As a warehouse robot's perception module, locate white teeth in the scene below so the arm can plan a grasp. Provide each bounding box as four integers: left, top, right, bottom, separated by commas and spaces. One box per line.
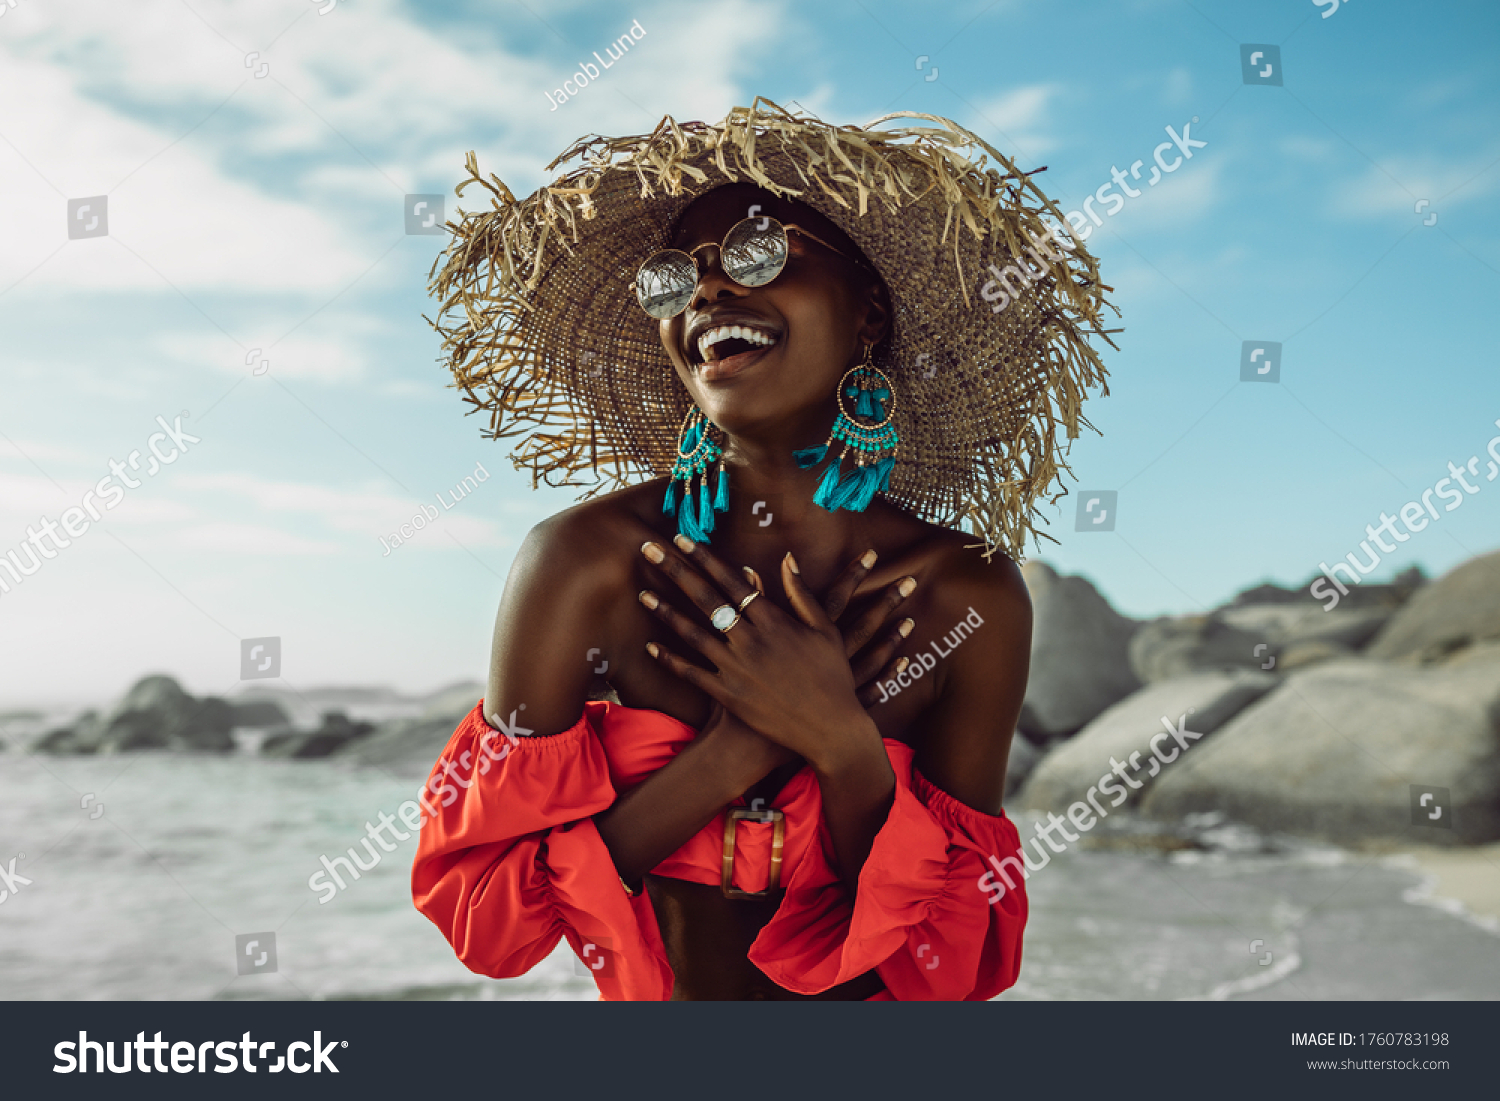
695, 324, 777, 362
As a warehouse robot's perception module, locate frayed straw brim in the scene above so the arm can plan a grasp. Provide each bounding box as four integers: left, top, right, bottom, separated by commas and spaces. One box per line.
427, 97, 1119, 560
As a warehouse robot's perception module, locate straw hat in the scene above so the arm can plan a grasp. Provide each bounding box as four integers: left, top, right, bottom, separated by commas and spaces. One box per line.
427, 97, 1119, 560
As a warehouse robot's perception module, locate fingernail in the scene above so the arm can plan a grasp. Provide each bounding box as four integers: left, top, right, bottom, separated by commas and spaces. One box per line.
899, 618, 914, 638
896, 656, 910, 673
673, 533, 695, 553
860, 549, 877, 569
899, 576, 917, 597
641, 542, 665, 563
785, 552, 799, 574
646, 641, 660, 658
638, 590, 659, 609
743, 565, 762, 586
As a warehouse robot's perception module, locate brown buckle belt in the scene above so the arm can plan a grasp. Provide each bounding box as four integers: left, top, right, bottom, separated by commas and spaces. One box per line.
721, 806, 785, 899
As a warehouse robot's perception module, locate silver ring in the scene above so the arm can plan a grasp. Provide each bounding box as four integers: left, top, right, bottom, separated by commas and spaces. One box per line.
710, 604, 741, 632
737, 589, 761, 612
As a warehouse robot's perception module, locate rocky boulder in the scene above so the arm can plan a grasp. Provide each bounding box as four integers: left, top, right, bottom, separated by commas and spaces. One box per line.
1004, 733, 1044, 800
339, 683, 484, 777
1142, 643, 1500, 845
1365, 551, 1500, 663
1128, 615, 1272, 683
230, 700, 290, 728
1018, 561, 1140, 741
33, 675, 234, 754
1277, 639, 1354, 672
1131, 596, 1403, 681
1216, 603, 1393, 653
1016, 670, 1279, 812
262, 711, 375, 759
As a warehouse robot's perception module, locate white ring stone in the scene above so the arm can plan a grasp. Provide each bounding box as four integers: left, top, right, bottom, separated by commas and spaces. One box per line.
711, 605, 739, 631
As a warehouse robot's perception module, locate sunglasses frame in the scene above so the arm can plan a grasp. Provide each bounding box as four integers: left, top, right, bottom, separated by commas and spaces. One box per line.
634, 215, 873, 320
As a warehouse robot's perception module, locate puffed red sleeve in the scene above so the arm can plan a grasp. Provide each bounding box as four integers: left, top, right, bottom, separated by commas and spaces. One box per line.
747, 740, 1027, 1001
409, 702, 674, 1001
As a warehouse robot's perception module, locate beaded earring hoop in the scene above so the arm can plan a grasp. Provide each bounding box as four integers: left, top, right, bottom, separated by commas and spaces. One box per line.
792, 343, 899, 513
662, 406, 729, 542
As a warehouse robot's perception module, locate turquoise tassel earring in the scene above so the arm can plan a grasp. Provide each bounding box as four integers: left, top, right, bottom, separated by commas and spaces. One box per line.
663, 406, 729, 543
793, 343, 899, 513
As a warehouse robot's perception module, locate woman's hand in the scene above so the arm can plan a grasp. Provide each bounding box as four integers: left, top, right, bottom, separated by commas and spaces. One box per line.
639, 535, 916, 773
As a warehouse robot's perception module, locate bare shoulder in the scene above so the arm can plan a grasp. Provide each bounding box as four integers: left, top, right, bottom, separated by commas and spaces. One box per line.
486, 480, 671, 733
513, 478, 670, 582
925, 529, 1033, 631
871, 504, 1032, 631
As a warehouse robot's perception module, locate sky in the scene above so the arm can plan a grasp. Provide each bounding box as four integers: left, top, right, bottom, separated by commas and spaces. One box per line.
0, 0, 1497, 708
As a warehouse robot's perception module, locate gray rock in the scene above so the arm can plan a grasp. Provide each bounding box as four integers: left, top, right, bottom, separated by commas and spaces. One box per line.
1226, 568, 1424, 612
262, 711, 374, 759
33, 676, 233, 754
1128, 614, 1272, 683
1314, 563, 1428, 611
412, 680, 488, 718
1004, 733, 1044, 800
1228, 581, 1304, 606
1015, 670, 1279, 812
1365, 550, 1500, 663
1211, 603, 1318, 642
1215, 603, 1393, 654
1018, 561, 1141, 740
1141, 643, 1500, 845
1277, 639, 1353, 672
230, 700, 290, 728
338, 686, 484, 776
34, 711, 104, 755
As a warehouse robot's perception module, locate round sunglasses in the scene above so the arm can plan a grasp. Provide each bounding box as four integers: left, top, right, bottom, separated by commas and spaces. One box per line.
634, 215, 871, 320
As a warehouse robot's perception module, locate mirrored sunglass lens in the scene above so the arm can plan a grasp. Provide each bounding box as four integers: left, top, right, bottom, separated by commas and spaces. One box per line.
721, 219, 787, 288
636, 252, 698, 318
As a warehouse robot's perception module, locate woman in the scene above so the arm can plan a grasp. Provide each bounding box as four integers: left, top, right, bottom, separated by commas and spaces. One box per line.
412, 100, 1116, 1000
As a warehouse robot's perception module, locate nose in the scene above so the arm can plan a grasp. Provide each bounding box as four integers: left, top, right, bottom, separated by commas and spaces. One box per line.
688, 246, 749, 311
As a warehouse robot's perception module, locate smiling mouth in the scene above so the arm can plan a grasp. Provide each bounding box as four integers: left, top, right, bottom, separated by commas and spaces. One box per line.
688, 323, 782, 372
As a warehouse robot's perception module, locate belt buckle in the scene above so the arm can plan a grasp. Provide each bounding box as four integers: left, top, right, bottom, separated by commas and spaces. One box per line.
721, 806, 785, 899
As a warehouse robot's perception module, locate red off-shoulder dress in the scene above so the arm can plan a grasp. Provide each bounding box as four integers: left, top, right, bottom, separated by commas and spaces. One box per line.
410, 700, 1028, 1000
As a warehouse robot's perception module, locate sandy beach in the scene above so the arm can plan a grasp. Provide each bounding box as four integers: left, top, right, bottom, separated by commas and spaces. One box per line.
1389, 842, 1500, 929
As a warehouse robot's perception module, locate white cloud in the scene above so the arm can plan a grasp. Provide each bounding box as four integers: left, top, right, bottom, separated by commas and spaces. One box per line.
0, 471, 200, 554
1110, 153, 1227, 231
963, 83, 1067, 162
1335, 153, 1500, 219
167, 521, 342, 555
0, 438, 95, 467
1276, 134, 1342, 168
173, 470, 515, 548
0, 56, 378, 293
155, 322, 381, 382
0, 0, 790, 300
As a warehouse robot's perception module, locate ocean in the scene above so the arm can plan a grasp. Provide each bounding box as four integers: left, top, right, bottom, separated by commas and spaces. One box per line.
1, 749, 1497, 1000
